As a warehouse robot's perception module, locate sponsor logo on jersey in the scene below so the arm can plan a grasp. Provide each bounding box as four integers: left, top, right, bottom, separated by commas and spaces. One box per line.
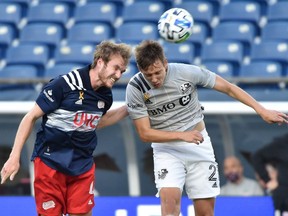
148, 95, 191, 116
180, 82, 192, 94
43, 89, 54, 102
73, 112, 100, 129
42, 200, 55, 210
127, 103, 144, 109
158, 169, 168, 180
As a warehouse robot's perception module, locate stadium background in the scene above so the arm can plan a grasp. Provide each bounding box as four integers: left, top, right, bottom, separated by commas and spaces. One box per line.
0, 0, 287, 215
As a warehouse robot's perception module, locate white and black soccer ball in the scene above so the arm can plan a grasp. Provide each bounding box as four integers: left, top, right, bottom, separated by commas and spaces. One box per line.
158, 8, 194, 43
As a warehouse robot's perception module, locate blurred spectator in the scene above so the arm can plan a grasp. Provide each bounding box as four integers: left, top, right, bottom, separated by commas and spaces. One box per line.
252, 133, 288, 216
221, 156, 264, 196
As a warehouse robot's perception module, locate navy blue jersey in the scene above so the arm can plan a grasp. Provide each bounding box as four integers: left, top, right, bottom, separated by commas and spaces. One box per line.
31, 65, 113, 176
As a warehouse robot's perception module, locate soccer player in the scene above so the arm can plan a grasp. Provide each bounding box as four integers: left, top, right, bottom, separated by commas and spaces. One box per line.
125, 40, 288, 216
0, 41, 132, 216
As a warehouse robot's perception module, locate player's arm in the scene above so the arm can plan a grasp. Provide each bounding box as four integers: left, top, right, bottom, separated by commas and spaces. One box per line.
1, 103, 44, 184
133, 116, 203, 144
213, 75, 288, 124
97, 104, 128, 129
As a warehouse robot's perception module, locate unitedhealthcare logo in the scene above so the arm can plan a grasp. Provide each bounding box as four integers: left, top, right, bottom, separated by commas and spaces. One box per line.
114, 205, 195, 216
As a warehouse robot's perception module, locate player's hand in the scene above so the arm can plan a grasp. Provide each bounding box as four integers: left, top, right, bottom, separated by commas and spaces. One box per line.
261, 109, 288, 125
182, 130, 204, 144
0, 157, 20, 184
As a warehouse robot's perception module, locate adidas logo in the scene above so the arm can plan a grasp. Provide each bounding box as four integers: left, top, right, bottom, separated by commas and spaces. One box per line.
75, 99, 82, 105
212, 182, 218, 188
88, 199, 93, 205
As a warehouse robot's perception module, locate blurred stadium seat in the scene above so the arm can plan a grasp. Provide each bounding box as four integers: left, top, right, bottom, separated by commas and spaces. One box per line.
39, 0, 78, 8
122, 1, 165, 24
115, 22, 159, 43
26, 2, 71, 27
203, 61, 234, 78
0, 24, 18, 50
44, 63, 85, 79
250, 41, 288, 66
54, 43, 94, 65
219, 2, 262, 25
19, 23, 64, 53
177, 1, 216, 26
0, 2, 23, 28
86, 0, 125, 16
74, 2, 117, 27
67, 22, 113, 45
0, 64, 38, 79
261, 21, 288, 42
186, 23, 210, 56
134, 0, 173, 10
239, 61, 283, 78
266, 1, 288, 22
5, 44, 50, 76
0, 0, 30, 10
212, 21, 258, 54
163, 42, 195, 64
201, 41, 244, 73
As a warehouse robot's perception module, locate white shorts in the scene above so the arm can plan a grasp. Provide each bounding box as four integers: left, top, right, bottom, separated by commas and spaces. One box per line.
153, 129, 220, 199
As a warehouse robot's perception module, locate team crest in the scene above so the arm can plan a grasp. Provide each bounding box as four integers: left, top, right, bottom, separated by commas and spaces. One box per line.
98, 100, 105, 109
180, 82, 192, 94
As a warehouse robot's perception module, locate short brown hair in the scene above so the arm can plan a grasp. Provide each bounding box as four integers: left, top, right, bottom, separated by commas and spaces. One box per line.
134, 40, 166, 71
91, 41, 132, 68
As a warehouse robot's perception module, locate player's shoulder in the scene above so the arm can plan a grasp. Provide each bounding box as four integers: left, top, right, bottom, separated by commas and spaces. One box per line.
127, 72, 151, 93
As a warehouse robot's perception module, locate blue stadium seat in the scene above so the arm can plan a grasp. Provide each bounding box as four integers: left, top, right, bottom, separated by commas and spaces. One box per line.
0, 0, 30, 10
26, 2, 71, 27
0, 65, 38, 78
198, 89, 234, 101
177, 1, 215, 26
19, 23, 64, 53
67, 22, 113, 45
186, 23, 210, 56
239, 61, 283, 78
212, 21, 258, 55
202, 62, 234, 78
54, 43, 94, 65
0, 65, 38, 91
245, 88, 288, 101
39, 0, 78, 8
219, 2, 261, 25
250, 41, 288, 65
134, 0, 173, 10
86, 0, 125, 16
44, 63, 85, 78
5, 44, 50, 76
115, 22, 159, 43
122, 2, 165, 24
201, 41, 244, 68
74, 2, 117, 27
267, 2, 288, 22
163, 43, 195, 64
0, 24, 18, 50
0, 3, 23, 28
118, 63, 138, 85
261, 21, 288, 42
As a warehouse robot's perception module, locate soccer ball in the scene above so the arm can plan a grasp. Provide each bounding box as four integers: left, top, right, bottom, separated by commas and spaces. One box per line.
158, 8, 194, 43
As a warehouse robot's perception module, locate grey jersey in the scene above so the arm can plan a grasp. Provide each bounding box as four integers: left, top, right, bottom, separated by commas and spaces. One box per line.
126, 63, 216, 131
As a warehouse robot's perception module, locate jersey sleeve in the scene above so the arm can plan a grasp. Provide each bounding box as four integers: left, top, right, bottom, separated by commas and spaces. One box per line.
125, 80, 148, 120
36, 77, 64, 114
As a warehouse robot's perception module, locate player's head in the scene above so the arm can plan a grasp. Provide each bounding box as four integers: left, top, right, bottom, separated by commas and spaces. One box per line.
135, 40, 168, 88
223, 156, 244, 184
92, 41, 131, 68
91, 41, 132, 88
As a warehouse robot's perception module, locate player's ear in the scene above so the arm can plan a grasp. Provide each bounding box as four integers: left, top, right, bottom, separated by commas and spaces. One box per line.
164, 59, 168, 69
